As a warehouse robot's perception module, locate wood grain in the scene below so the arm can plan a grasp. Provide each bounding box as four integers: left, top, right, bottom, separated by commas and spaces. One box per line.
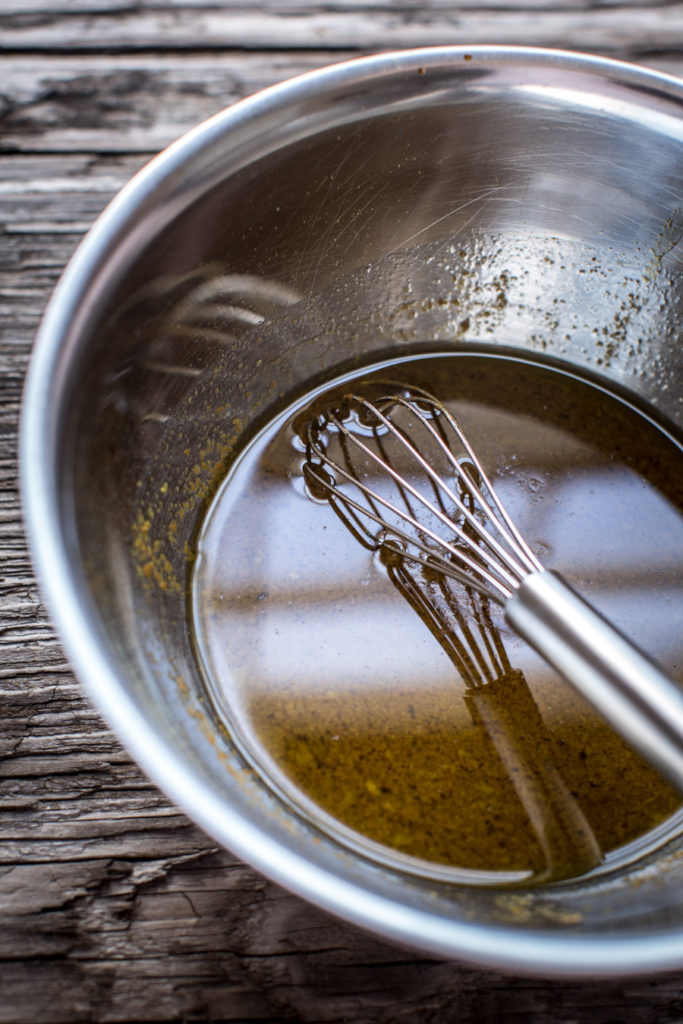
1, 2, 683, 58
0, 53, 339, 154
3, 3, 683, 1021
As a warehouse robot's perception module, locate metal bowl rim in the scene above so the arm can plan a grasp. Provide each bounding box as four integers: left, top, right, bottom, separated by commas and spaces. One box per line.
20, 44, 683, 976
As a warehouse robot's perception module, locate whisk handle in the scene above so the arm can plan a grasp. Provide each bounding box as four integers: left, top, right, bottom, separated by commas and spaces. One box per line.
506, 569, 683, 794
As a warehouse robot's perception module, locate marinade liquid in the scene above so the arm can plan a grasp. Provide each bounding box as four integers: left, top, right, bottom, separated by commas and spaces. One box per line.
190, 351, 683, 885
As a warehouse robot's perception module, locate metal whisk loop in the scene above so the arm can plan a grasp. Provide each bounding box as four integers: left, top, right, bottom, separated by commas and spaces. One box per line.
383, 392, 543, 578
306, 388, 540, 602
322, 412, 516, 598
307, 434, 504, 601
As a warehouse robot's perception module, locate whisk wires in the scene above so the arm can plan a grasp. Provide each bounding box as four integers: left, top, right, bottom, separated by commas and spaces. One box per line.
305, 385, 543, 603
386, 558, 514, 691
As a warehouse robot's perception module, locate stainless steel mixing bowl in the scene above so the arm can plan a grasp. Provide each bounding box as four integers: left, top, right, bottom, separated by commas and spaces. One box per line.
21, 46, 683, 975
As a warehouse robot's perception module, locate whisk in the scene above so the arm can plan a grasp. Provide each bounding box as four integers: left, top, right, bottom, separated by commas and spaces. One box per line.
304, 384, 683, 793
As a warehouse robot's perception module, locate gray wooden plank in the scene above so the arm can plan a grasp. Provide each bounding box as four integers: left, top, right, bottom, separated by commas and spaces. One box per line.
2, 3, 683, 55
4, 0, 675, 11
0, 52, 341, 154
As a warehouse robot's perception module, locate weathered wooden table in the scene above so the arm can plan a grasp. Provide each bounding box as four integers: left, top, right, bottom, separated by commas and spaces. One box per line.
3, 4, 683, 1021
